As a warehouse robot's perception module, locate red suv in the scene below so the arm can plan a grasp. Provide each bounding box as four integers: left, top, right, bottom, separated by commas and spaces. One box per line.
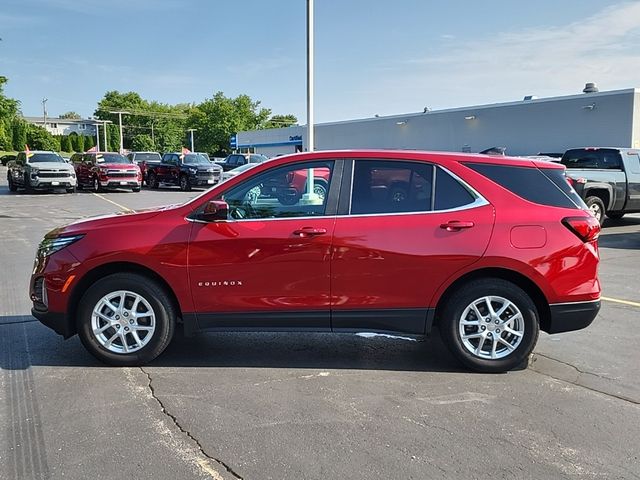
30, 151, 601, 372
71, 152, 142, 192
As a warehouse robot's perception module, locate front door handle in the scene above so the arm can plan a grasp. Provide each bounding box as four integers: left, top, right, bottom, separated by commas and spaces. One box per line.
440, 220, 475, 232
293, 227, 327, 237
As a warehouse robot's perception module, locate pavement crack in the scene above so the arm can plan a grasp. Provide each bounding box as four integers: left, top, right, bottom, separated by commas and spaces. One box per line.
138, 367, 244, 480
529, 354, 639, 406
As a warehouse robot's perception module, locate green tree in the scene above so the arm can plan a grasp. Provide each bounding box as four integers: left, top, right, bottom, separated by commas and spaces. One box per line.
85, 134, 95, 150
12, 118, 27, 151
265, 114, 298, 129
59, 111, 81, 119
0, 77, 20, 150
60, 135, 72, 152
26, 124, 58, 150
132, 134, 155, 151
187, 92, 271, 155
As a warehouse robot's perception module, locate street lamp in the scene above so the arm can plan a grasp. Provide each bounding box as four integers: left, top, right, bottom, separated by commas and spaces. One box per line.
95, 120, 113, 152
301, 0, 319, 205
109, 111, 130, 153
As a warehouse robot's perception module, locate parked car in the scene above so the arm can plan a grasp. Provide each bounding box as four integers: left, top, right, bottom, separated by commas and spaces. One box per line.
220, 162, 260, 182
30, 150, 600, 372
71, 152, 141, 192
1, 154, 16, 166
219, 153, 269, 171
7, 151, 77, 193
561, 147, 640, 224
127, 151, 162, 185
146, 152, 222, 191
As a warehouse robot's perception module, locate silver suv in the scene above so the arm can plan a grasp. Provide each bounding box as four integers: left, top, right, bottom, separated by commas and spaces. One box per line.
8, 151, 77, 193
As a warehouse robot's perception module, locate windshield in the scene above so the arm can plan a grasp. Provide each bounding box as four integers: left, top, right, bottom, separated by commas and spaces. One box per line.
28, 153, 65, 163
197, 153, 211, 161
183, 153, 209, 164
96, 153, 132, 164
249, 154, 268, 163
135, 153, 161, 162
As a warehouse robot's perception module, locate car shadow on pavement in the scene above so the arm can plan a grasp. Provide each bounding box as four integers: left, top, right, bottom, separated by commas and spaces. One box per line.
598, 230, 640, 250
0, 317, 474, 373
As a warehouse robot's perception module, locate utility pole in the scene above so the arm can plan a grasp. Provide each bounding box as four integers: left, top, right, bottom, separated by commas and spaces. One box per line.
301, 0, 317, 204
187, 128, 197, 151
109, 111, 129, 153
42, 98, 48, 129
95, 123, 100, 151
98, 120, 112, 151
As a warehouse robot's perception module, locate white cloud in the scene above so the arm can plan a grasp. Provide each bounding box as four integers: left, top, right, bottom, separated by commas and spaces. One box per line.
336, 1, 640, 119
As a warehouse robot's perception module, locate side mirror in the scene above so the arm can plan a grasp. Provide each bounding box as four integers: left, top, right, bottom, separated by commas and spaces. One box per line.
200, 200, 229, 221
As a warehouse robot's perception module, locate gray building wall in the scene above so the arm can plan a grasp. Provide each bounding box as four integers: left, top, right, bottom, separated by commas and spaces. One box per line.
237, 89, 637, 156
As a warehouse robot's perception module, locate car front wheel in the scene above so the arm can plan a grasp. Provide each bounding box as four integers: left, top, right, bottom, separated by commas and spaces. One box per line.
77, 273, 176, 366
148, 172, 159, 189
439, 278, 539, 373
179, 175, 191, 192
8, 174, 17, 192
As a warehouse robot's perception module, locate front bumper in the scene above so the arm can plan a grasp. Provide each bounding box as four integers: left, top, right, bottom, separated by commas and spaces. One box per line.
100, 178, 141, 188
31, 308, 74, 338
190, 174, 221, 187
547, 300, 600, 334
31, 178, 77, 188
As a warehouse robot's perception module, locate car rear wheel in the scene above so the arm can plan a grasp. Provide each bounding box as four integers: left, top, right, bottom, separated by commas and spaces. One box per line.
77, 273, 176, 366
585, 196, 605, 225
439, 278, 539, 373
179, 174, 191, 192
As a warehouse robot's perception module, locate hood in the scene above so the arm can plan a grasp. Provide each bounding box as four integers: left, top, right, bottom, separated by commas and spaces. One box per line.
29, 162, 74, 171
45, 205, 178, 238
97, 163, 139, 170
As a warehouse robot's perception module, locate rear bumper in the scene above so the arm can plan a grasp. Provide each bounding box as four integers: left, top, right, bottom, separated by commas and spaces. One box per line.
31, 308, 74, 338
547, 300, 600, 334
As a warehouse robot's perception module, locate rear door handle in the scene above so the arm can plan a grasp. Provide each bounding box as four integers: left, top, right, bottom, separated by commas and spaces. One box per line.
440, 220, 475, 232
293, 227, 327, 237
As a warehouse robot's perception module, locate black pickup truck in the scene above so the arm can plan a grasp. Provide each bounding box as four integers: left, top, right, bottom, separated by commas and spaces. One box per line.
146, 152, 222, 191
219, 153, 269, 172
561, 147, 640, 224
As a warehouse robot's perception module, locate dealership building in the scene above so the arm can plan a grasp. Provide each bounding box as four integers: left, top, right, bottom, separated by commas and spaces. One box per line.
236, 85, 640, 157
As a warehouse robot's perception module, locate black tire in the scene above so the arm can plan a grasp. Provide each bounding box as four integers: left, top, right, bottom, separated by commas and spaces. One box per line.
76, 273, 176, 366
66, 187, 76, 194
585, 196, 605, 225
606, 212, 625, 220
24, 173, 35, 193
179, 174, 191, 192
277, 191, 301, 205
132, 187, 141, 192
438, 278, 540, 373
92, 176, 102, 193
148, 172, 159, 189
8, 174, 17, 192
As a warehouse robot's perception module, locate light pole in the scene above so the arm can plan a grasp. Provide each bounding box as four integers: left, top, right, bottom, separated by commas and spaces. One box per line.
301, 0, 317, 204
109, 111, 129, 153
96, 120, 112, 151
187, 128, 197, 151
42, 98, 48, 129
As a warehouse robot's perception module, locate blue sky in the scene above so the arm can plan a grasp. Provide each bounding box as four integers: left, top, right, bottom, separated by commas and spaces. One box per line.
2, 0, 640, 123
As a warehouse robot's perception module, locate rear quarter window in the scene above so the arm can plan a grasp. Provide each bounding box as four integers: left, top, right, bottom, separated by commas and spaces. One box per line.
465, 163, 582, 209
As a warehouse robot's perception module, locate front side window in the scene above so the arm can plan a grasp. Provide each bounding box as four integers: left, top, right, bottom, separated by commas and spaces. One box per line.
220, 161, 334, 219
351, 160, 433, 214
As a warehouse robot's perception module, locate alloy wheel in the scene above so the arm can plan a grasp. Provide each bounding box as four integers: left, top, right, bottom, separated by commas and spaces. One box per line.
91, 290, 156, 354
458, 296, 524, 360
589, 203, 602, 222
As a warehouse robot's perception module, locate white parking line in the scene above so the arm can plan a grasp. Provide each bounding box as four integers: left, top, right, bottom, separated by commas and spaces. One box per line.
91, 193, 131, 212
602, 296, 640, 308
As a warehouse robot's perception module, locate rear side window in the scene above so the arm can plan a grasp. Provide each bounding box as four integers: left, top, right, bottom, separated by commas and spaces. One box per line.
561, 149, 622, 169
434, 167, 476, 210
466, 163, 582, 209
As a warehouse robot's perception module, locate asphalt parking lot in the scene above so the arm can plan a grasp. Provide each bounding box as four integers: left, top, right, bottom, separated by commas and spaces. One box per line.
1, 166, 639, 480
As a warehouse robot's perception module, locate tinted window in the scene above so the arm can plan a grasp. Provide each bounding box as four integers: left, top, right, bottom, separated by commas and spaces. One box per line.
221, 161, 334, 219
28, 153, 65, 163
561, 149, 622, 169
434, 167, 476, 210
351, 160, 433, 214
135, 153, 161, 163
466, 163, 580, 209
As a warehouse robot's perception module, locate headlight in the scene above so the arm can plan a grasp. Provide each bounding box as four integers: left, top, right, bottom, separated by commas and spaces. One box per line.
31, 168, 39, 174
37, 234, 84, 257
188, 167, 197, 174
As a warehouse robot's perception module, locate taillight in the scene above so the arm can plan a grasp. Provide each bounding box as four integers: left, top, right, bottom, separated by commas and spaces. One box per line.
562, 216, 600, 242
565, 176, 574, 187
